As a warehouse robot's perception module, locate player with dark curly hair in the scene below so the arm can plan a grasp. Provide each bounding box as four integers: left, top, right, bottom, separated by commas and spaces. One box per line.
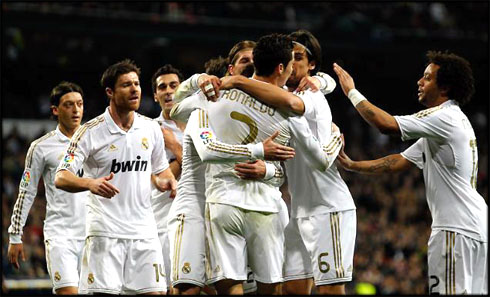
333, 51, 487, 294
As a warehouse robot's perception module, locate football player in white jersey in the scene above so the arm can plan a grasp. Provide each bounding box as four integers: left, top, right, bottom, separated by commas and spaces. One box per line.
8, 81, 86, 295
150, 64, 186, 294
334, 51, 488, 294
55, 59, 177, 295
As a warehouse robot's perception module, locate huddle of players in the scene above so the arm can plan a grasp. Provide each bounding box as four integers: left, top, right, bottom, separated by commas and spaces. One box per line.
7, 29, 487, 295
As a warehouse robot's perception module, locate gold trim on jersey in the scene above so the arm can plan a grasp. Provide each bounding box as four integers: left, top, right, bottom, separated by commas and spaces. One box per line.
11, 131, 56, 234
413, 105, 443, 119
172, 214, 185, 282
469, 139, 478, 189
330, 212, 344, 278
445, 231, 456, 294
323, 135, 342, 155
67, 115, 105, 154
199, 110, 209, 129
207, 143, 251, 157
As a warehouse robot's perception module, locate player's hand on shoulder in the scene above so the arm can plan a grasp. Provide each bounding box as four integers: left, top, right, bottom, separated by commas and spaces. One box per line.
198, 74, 221, 102
88, 172, 120, 198
8, 243, 25, 269
296, 75, 320, 93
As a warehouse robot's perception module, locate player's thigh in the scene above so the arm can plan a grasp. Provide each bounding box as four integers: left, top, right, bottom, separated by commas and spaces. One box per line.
157, 230, 171, 289
45, 238, 84, 293
205, 203, 248, 284
428, 230, 487, 294
245, 210, 284, 284
78, 236, 126, 294
299, 210, 356, 286
123, 237, 166, 294
283, 218, 314, 283
167, 213, 207, 288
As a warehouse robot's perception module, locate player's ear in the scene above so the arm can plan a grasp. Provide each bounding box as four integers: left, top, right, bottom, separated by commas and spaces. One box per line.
51, 105, 59, 117
308, 61, 316, 71
227, 64, 234, 76
277, 63, 284, 75
105, 87, 114, 100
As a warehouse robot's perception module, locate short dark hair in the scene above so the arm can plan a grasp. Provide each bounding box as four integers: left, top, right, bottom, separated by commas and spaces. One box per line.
228, 40, 256, 66
253, 34, 293, 76
151, 64, 184, 93
204, 56, 228, 77
50, 81, 84, 106
100, 59, 141, 90
289, 29, 322, 75
427, 50, 475, 106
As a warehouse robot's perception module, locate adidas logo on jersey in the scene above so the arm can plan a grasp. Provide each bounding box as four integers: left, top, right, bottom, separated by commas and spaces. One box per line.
110, 156, 148, 173
108, 144, 118, 152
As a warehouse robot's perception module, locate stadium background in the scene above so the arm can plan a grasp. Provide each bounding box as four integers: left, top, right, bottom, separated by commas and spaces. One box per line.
1, 2, 488, 295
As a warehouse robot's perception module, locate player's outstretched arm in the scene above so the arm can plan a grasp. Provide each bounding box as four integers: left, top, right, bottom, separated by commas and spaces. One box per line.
220, 75, 305, 115
336, 136, 413, 174
55, 170, 119, 198
333, 63, 400, 136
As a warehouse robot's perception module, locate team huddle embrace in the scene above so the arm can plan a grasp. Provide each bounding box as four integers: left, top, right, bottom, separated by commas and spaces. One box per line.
7, 30, 487, 295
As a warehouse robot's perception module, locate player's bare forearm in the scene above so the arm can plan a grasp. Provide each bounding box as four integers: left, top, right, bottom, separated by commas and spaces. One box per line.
343, 154, 412, 175
355, 101, 400, 136
54, 170, 91, 192
169, 160, 182, 179
233, 76, 304, 115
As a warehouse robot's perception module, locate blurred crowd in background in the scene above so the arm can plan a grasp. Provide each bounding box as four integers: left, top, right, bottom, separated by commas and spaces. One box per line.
2, 2, 488, 295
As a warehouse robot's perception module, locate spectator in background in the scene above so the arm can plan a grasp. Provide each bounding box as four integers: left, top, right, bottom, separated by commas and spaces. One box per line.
7, 81, 87, 295
334, 51, 488, 294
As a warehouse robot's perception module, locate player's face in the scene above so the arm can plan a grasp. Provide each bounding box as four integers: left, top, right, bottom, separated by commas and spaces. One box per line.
278, 52, 294, 87
154, 73, 180, 114
417, 63, 441, 107
54, 92, 84, 131
110, 72, 141, 112
230, 49, 254, 76
286, 43, 315, 89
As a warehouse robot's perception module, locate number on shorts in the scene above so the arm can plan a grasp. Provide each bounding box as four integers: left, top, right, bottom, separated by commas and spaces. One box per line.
230, 111, 258, 144
153, 263, 165, 282
318, 252, 330, 273
429, 275, 440, 294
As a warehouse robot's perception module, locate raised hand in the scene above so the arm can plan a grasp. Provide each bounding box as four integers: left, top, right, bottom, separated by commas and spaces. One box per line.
198, 74, 221, 102
333, 63, 356, 96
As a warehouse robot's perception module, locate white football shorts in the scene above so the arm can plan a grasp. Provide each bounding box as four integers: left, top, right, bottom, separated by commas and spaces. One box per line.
428, 229, 488, 294
45, 238, 84, 293
205, 203, 284, 285
167, 213, 207, 288
284, 210, 356, 286
157, 230, 171, 290
78, 236, 166, 294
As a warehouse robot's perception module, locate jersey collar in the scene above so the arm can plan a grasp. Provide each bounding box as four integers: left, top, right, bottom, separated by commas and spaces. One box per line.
55, 125, 71, 142
104, 107, 143, 134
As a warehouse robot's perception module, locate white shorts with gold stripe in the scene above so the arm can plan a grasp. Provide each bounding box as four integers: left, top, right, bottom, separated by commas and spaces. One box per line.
157, 230, 171, 290
44, 238, 84, 293
205, 203, 284, 285
283, 210, 356, 286
428, 229, 488, 294
78, 236, 166, 294
167, 213, 207, 288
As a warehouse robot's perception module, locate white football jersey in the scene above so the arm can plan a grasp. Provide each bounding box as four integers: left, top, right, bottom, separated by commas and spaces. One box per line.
151, 113, 184, 233
57, 108, 169, 239
286, 90, 356, 218
8, 126, 87, 243
396, 100, 487, 242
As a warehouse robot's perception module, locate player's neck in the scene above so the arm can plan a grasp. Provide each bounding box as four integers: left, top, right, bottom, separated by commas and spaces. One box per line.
109, 104, 134, 132
252, 74, 280, 87
58, 123, 79, 139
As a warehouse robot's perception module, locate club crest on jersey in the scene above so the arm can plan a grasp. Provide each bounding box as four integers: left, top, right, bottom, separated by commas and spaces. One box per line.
88, 273, 94, 284
64, 153, 75, 163
54, 271, 61, 282
20, 170, 31, 187
200, 131, 213, 144
182, 262, 191, 274
110, 156, 148, 173
142, 137, 149, 150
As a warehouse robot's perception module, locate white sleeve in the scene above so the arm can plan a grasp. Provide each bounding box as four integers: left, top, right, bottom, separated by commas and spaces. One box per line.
174, 73, 203, 103
394, 108, 450, 141
169, 92, 208, 123
56, 126, 90, 175
8, 141, 45, 243
151, 121, 169, 175
188, 109, 264, 163
293, 90, 315, 119
289, 116, 343, 171
400, 138, 425, 169
262, 161, 285, 187
313, 71, 336, 95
